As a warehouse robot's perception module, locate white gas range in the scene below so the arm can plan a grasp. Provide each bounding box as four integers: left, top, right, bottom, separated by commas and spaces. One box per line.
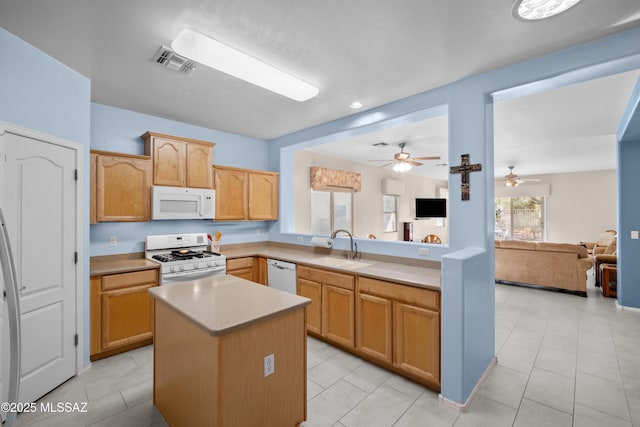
145, 233, 226, 285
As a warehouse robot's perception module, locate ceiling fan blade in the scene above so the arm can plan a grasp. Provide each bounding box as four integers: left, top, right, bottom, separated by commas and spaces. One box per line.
412, 156, 441, 160
522, 178, 541, 182
367, 159, 393, 162
408, 160, 423, 167
379, 162, 395, 168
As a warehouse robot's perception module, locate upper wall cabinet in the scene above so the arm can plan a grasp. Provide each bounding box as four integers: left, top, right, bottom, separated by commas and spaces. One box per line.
142, 131, 215, 188
214, 165, 279, 221
90, 150, 152, 223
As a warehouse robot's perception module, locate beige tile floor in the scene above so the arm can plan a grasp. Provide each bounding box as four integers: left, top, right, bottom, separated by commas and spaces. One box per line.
14, 273, 640, 426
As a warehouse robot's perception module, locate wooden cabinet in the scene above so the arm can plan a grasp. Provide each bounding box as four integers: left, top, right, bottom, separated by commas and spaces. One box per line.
356, 276, 440, 389
356, 292, 392, 364
297, 265, 355, 348
214, 165, 279, 221
142, 131, 214, 188
90, 150, 151, 223
215, 167, 247, 220
90, 269, 158, 360
227, 257, 255, 281
256, 257, 268, 285
248, 172, 278, 220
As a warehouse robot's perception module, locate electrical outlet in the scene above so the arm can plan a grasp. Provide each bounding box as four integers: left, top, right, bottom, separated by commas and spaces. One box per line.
264, 353, 275, 377
296, 236, 304, 242
108, 236, 118, 247
418, 248, 430, 256
256, 228, 262, 235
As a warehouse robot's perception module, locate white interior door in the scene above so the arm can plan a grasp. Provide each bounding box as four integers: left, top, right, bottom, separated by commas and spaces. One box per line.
2, 130, 77, 403
0, 137, 6, 419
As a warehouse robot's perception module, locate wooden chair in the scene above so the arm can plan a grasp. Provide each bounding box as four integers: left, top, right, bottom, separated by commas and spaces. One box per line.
422, 234, 442, 244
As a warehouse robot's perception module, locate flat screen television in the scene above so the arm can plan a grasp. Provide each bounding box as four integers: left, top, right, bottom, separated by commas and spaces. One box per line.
415, 198, 447, 218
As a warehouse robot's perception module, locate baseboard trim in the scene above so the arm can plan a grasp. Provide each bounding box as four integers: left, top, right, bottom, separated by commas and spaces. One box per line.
616, 300, 640, 312
438, 356, 497, 412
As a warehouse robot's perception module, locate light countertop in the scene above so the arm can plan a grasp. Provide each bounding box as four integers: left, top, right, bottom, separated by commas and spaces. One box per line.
148, 274, 311, 336
90, 257, 159, 277
222, 244, 442, 291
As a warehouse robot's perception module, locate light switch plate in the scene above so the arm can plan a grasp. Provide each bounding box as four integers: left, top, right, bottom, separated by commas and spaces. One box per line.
632, 230, 639, 240
418, 248, 430, 256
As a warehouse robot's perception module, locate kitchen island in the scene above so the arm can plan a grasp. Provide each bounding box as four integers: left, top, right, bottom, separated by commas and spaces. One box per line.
148, 275, 311, 427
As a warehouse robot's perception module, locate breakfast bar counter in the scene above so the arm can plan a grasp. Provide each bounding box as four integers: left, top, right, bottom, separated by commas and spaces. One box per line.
149, 275, 311, 427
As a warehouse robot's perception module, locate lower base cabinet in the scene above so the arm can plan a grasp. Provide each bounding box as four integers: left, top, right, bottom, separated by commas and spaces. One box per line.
226, 257, 255, 281
356, 276, 440, 390
297, 265, 355, 349
91, 269, 158, 361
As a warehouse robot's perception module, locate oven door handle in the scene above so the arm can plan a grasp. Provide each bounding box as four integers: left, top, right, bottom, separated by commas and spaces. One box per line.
163, 268, 225, 281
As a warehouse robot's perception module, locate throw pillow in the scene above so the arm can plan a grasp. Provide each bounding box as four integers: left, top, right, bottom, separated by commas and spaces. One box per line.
604, 239, 617, 255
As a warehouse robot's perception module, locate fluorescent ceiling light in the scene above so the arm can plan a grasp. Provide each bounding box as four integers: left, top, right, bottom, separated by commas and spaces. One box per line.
513, 0, 582, 21
393, 162, 412, 173
172, 28, 319, 102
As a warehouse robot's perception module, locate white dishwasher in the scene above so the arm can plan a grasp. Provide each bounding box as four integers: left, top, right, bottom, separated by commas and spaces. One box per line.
267, 259, 297, 294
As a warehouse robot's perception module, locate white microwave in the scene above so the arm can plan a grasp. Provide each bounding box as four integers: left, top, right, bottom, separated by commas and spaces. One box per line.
151, 186, 215, 220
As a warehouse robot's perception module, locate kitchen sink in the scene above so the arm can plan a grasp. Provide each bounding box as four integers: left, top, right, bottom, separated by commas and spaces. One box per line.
310, 257, 371, 269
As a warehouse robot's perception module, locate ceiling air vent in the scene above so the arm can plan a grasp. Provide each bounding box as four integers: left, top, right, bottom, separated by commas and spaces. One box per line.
152, 46, 197, 73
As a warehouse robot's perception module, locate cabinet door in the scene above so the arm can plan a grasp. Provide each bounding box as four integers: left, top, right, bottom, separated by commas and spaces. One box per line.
215, 168, 247, 220
152, 137, 186, 186
322, 285, 355, 348
101, 283, 155, 351
393, 302, 440, 387
228, 267, 254, 281
96, 155, 151, 222
248, 172, 278, 220
256, 257, 268, 285
297, 278, 322, 335
356, 293, 392, 363
186, 142, 213, 188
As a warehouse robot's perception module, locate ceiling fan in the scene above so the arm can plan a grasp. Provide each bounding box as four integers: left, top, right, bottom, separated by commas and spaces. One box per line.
498, 165, 541, 187
368, 142, 440, 172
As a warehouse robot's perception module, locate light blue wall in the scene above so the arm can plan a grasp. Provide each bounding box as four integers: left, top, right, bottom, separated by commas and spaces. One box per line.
0, 26, 92, 365
90, 103, 272, 256
617, 76, 640, 309
268, 27, 640, 405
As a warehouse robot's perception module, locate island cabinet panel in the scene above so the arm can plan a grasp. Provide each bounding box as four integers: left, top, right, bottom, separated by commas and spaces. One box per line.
214, 167, 247, 220
93, 151, 151, 222
153, 298, 307, 427
297, 265, 355, 349
356, 293, 392, 364
143, 131, 214, 188
90, 268, 158, 361
356, 276, 440, 390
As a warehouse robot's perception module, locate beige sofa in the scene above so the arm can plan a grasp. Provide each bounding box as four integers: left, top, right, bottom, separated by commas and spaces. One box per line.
495, 240, 592, 296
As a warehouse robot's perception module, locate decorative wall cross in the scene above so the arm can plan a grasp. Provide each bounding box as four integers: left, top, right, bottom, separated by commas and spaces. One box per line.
449, 154, 482, 201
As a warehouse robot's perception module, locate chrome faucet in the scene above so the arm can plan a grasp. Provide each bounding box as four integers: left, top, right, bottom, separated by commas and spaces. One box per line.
331, 229, 358, 260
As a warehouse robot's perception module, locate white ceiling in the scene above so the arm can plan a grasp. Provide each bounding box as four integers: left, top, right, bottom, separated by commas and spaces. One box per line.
1, 1, 640, 179
305, 69, 640, 180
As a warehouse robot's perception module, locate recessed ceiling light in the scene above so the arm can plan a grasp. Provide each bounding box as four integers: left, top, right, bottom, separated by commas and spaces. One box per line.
349, 101, 364, 109
171, 28, 319, 102
513, 0, 583, 21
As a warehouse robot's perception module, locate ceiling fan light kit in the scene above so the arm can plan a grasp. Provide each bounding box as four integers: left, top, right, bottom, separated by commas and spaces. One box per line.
171, 28, 319, 102
368, 142, 441, 173
513, 0, 583, 21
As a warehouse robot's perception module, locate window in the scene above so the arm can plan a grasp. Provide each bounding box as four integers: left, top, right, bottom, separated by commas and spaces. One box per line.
383, 195, 397, 233
311, 191, 353, 235
495, 196, 545, 241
